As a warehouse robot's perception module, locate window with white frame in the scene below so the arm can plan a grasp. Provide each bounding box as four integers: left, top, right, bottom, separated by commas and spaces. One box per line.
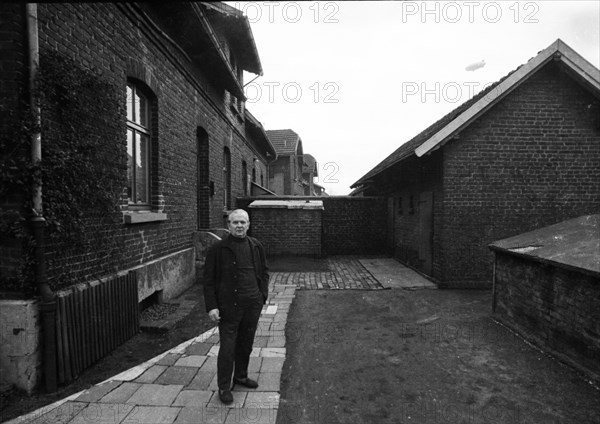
126, 82, 151, 206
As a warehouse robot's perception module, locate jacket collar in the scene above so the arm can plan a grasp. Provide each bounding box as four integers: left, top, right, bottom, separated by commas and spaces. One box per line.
222, 234, 256, 249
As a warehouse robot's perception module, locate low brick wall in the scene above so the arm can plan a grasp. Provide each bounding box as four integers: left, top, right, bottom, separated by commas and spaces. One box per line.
248, 202, 322, 256
237, 196, 388, 256
493, 252, 600, 380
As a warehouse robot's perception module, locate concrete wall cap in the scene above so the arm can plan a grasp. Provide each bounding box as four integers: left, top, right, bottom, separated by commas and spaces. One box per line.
249, 200, 324, 210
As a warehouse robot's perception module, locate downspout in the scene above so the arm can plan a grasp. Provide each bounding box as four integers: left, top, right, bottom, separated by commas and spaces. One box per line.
26, 3, 57, 393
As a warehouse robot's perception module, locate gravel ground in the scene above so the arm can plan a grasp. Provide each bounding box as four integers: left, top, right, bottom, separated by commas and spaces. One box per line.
278, 289, 600, 424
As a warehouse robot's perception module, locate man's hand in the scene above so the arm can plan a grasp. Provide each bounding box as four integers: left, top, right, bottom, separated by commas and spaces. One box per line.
208, 308, 220, 322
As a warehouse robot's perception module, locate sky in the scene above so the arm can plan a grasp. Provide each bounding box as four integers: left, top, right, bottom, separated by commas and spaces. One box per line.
229, 1, 600, 195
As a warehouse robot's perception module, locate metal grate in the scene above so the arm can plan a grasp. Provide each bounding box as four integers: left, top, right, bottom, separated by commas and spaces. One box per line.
55, 271, 139, 384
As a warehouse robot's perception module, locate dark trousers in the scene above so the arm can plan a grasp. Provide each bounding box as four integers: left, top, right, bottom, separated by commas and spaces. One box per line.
217, 302, 262, 390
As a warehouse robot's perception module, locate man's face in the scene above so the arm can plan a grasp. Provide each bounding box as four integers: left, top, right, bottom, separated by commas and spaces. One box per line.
228, 212, 250, 238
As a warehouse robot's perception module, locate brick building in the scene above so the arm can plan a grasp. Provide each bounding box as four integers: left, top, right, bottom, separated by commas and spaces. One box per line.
352, 40, 600, 288
0, 2, 275, 391
302, 154, 323, 196
266, 129, 307, 196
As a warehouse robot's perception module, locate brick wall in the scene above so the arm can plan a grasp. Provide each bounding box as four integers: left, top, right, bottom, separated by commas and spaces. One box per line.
0, 5, 27, 285
1, 3, 269, 292
237, 196, 389, 256
441, 61, 600, 286
493, 252, 600, 378
249, 208, 322, 256
321, 197, 388, 255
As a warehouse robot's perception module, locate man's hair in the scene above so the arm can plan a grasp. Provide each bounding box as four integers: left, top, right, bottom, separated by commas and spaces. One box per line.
228, 209, 249, 222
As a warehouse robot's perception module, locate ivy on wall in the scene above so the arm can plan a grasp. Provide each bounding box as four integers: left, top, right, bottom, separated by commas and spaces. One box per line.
0, 51, 127, 294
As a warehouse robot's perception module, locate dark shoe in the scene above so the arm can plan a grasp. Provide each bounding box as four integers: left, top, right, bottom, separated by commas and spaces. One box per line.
219, 389, 233, 405
233, 377, 259, 389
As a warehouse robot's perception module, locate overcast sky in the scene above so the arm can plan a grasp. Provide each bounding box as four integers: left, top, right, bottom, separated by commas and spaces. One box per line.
231, 1, 600, 195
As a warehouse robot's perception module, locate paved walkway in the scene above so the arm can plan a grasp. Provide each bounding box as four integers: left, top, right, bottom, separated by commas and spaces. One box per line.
272, 256, 437, 291
8, 257, 435, 424
272, 257, 385, 290
7, 282, 296, 424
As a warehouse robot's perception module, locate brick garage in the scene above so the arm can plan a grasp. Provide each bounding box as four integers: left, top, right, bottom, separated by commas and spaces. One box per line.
490, 215, 600, 381
238, 196, 388, 256
353, 40, 600, 288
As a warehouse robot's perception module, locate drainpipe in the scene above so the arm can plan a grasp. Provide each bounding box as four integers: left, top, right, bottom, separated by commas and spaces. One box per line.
26, 3, 57, 393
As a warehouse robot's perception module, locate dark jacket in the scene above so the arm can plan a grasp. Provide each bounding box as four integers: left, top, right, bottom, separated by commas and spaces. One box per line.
203, 235, 269, 315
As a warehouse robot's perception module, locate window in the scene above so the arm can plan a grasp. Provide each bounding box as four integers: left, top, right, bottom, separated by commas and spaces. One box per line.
260, 172, 264, 187
126, 82, 150, 206
252, 167, 256, 183
397, 197, 403, 215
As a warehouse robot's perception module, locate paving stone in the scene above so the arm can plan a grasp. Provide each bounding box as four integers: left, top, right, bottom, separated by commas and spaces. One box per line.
244, 392, 280, 409
155, 366, 198, 386
208, 346, 220, 356
248, 357, 262, 373
74, 380, 121, 402
174, 406, 229, 424
260, 358, 285, 373
260, 348, 285, 358
175, 355, 207, 368
122, 406, 180, 424
253, 337, 268, 348
207, 391, 247, 409
187, 370, 215, 390
157, 353, 182, 366
28, 401, 88, 424
266, 337, 285, 348
225, 407, 277, 424
208, 373, 219, 391
172, 390, 213, 408
257, 373, 281, 392
126, 384, 183, 406
134, 365, 168, 383
185, 342, 212, 356
99, 382, 141, 403
200, 356, 218, 372
205, 334, 220, 344
69, 403, 134, 424
231, 372, 259, 392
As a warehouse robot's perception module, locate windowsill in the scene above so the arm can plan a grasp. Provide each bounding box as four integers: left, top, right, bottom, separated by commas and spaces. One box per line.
123, 211, 168, 224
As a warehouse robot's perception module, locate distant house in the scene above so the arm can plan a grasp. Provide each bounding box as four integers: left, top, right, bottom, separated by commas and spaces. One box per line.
0, 2, 274, 391
302, 154, 318, 195
266, 129, 306, 195
313, 182, 328, 197
352, 39, 600, 288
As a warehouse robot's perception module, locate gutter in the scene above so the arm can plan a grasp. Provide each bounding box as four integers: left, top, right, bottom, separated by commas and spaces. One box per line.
26, 3, 57, 393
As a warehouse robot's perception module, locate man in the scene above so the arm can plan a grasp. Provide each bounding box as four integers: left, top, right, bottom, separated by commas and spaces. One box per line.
203, 209, 269, 404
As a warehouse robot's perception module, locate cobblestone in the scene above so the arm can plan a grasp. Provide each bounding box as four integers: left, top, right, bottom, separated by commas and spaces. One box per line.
270, 257, 384, 290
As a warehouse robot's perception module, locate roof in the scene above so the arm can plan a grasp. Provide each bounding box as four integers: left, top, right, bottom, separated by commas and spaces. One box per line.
352, 39, 600, 188
244, 109, 277, 159
303, 154, 318, 175
202, 2, 263, 75
266, 129, 302, 156
489, 214, 600, 277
